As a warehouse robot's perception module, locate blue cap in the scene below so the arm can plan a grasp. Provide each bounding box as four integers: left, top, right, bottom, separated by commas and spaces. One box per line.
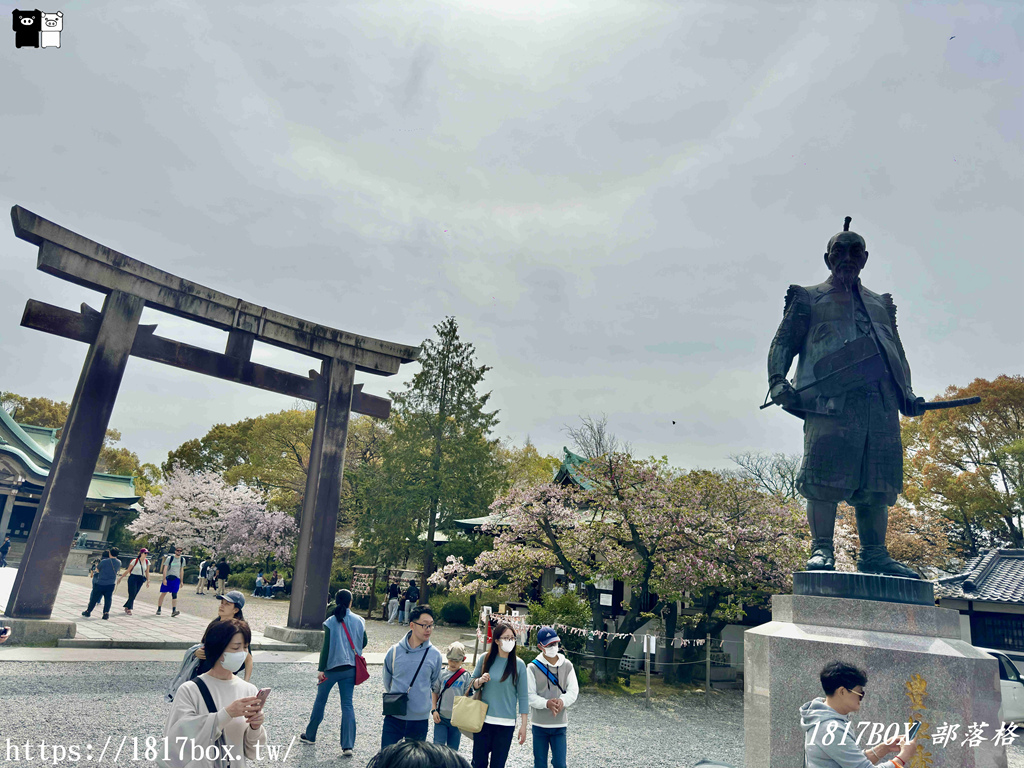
537, 626, 560, 646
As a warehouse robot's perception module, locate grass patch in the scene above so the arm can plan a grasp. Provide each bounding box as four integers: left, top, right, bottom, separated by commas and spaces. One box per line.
589, 676, 717, 700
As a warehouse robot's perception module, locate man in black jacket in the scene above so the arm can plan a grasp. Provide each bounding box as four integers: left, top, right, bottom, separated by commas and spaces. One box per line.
0, 536, 10, 568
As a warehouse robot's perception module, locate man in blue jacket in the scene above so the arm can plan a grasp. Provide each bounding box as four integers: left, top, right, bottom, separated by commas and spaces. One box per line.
381, 605, 443, 749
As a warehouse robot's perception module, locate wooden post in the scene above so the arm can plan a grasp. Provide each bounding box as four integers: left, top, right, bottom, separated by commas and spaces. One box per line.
367, 566, 379, 620
645, 636, 652, 709
705, 632, 712, 707
6, 290, 144, 619
288, 357, 356, 630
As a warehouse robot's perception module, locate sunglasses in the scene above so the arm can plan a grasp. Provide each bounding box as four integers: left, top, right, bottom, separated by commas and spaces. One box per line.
850, 687, 866, 700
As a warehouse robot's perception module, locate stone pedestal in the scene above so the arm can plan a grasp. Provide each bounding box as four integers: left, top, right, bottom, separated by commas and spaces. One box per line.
745, 593, 1007, 768
0, 617, 77, 646
264, 624, 324, 651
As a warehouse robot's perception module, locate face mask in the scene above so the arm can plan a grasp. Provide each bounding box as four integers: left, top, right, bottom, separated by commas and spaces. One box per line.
543, 643, 559, 658
220, 650, 247, 671
499, 638, 516, 653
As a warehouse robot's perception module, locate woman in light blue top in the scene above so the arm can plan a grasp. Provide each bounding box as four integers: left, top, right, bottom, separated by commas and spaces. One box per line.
299, 589, 367, 756
468, 621, 529, 768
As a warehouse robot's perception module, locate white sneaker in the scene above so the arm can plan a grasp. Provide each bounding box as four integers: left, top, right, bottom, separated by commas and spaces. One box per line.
342, 749, 353, 758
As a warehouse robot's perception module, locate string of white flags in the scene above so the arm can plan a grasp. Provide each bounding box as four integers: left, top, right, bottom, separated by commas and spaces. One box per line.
479, 614, 708, 648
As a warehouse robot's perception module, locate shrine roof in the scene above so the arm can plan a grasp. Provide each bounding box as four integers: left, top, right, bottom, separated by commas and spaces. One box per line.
934, 549, 1024, 604
0, 407, 140, 503
552, 446, 597, 491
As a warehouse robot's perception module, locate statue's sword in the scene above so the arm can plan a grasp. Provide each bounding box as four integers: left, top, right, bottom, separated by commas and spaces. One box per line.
918, 396, 981, 411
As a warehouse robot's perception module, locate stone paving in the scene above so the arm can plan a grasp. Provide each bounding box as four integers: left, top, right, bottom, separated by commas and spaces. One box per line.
0, 566, 302, 650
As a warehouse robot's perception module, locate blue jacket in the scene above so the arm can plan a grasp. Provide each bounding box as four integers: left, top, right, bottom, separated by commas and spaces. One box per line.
322, 612, 367, 671
383, 633, 443, 721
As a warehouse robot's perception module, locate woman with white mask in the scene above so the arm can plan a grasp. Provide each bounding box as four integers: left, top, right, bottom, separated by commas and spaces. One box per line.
160, 618, 268, 767
467, 621, 529, 768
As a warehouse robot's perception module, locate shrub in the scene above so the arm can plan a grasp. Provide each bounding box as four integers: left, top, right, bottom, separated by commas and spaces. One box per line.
227, 569, 258, 590
526, 592, 591, 659
441, 600, 472, 626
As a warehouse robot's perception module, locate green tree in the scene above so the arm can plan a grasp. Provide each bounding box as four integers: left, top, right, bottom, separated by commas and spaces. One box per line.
902, 375, 1024, 558
493, 438, 561, 493
384, 317, 502, 601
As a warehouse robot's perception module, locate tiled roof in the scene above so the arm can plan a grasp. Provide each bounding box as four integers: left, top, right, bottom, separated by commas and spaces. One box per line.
934, 549, 1024, 603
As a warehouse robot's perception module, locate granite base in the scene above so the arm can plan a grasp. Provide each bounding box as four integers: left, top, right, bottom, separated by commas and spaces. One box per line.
745, 594, 1007, 768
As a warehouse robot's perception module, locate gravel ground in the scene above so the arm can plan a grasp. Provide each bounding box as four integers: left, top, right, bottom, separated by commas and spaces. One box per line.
1, 661, 744, 767
62, 575, 471, 651
4, 660, 1023, 767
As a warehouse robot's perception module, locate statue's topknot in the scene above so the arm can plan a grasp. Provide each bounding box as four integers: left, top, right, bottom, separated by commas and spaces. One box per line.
827, 215, 865, 253
844, 216, 852, 231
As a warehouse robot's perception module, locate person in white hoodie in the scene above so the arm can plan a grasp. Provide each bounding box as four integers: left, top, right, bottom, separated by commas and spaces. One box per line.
527, 627, 579, 768
799, 661, 917, 768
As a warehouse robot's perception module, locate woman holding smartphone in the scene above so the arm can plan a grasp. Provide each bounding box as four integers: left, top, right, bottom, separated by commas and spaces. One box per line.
160, 618, 267, 767
193, 591, 253, 681
467, 621, 529, 768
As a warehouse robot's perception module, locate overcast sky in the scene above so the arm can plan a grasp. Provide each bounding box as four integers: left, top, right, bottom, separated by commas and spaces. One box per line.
1, 1, 1021, 473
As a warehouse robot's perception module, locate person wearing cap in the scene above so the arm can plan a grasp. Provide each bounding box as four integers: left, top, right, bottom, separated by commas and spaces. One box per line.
528, 627, 579, 768
193, 590, 253, 681
117, 548, 150, 615
431, 641, 470, 750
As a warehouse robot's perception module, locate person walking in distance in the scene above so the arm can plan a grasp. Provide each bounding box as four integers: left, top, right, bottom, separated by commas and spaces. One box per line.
118, 548, 150, 615
387, 581, 401, 624
216, 557, 231, 596
431, 642, 470, 751
468, 620, 530, 768
299, 589, 368, 756
402, 579, 420, 624
196, 558, 208, 595
0, 535, 10, 568
528, 627, 579, 768
82, 548, 120, 620
381, 605, 444, 749
158, 545, 185, 617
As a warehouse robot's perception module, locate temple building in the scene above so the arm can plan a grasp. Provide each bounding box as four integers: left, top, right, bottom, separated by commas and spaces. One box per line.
0, 407, 140, 557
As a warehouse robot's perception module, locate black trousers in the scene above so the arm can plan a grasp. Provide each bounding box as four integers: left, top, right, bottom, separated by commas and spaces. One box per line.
123, 574, 146, 609
472, 722, 515, 768
87, 583, 115, 614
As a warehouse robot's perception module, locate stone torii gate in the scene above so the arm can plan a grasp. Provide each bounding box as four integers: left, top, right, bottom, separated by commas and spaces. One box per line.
4, 205, 419, 634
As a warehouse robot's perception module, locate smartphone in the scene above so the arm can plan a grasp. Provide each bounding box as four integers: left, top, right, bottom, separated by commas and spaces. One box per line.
0, 627, 10, 638
907, 720, 921, 740
255, 688, 271, 706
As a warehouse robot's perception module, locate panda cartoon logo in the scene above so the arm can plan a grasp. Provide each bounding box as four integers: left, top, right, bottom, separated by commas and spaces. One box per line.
40, 11, 61, 48
12, 9, 42, 49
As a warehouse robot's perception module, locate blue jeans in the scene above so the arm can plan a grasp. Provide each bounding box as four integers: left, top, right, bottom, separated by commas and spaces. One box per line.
304, 666, 357, 748
381, 715, 429, 750
433, 715, 461, 751
532, 725, 567, 768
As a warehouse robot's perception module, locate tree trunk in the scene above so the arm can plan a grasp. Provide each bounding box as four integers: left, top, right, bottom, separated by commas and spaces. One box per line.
661, 602, 680, 685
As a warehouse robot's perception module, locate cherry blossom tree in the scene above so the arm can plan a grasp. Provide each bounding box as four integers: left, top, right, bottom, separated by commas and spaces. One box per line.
129, 465, 296, 569
432, 454, 805, 683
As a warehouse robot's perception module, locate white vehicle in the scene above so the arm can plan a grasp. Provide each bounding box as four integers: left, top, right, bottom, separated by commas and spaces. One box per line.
980, 649, 1024, 723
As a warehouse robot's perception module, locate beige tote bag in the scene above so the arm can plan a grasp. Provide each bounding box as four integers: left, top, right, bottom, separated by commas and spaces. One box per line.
451, 685, 488, 737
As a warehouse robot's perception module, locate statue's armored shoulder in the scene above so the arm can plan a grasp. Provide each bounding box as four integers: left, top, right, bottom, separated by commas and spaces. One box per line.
783, 284, 811, 315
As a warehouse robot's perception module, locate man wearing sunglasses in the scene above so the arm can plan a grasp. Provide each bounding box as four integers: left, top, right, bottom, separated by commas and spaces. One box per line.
381, 605, 443, 750
800, 661, 917, 767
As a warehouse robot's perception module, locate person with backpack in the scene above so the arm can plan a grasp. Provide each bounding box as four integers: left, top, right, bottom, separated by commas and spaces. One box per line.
159, 618, 267, 767
117, 548, 150, 615
299, 589, 368, 756
381, 605, 443, 749
157, 546, 186, 617
467, 620, 529, 768
527, 627, 579, 768
81, 548, 120, 620
387, 581, 401, 624
431, 642, 470, 750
